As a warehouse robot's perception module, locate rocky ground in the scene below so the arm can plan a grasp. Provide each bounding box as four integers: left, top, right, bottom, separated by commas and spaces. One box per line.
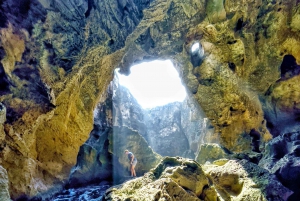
0, 0, 300, 200
102, 157, 292, 201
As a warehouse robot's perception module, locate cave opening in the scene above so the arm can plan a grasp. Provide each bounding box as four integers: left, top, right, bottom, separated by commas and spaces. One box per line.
115, 59, 187, 109
112, 59, 211, 164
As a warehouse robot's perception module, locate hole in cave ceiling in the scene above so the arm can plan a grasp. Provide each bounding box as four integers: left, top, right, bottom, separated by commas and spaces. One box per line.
115, 59, 187, 109
190, 42, 204, 67
110, 59, 211, 159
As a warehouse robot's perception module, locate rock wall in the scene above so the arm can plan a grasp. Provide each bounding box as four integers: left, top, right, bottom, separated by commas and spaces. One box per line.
0, 0, 299, 199
68, 82, 161, 187
0, 165, 10, 201
0, 0, 152, 198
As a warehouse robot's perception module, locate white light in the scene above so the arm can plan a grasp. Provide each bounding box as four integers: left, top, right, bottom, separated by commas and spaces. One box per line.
115, 60, 187, 109
191, 43, 200, 53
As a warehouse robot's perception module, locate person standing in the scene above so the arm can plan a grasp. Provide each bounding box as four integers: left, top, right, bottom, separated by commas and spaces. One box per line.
124, 150, 137, 177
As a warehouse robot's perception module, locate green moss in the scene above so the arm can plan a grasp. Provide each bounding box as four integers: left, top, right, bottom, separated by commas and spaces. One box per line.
206, 0, 226, 23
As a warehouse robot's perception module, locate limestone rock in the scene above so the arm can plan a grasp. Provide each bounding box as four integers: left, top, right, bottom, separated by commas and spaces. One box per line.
103, 157, 208, 201
68, 141, 112, 188
204, 160, 293, 201
104, 176, 201, 201
0, 166, 10, 201
259, 131, 300, 198
0, 102, 6, 124
145, 103, 191, 157
69, 85, 161, 187
196, 143, 232, 164
152, 157, 209, 196
263, 74, 300, 136
104, 157, 293, 201
112, 126, 162, 177
206, 0, 226, 23
1, 0, 300, 198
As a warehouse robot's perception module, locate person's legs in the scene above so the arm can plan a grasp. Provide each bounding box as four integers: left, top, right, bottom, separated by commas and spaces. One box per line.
130, 166, 132, 176
130, 165, 136, 177
130, 165, 134, 176
132, 160, 137, 177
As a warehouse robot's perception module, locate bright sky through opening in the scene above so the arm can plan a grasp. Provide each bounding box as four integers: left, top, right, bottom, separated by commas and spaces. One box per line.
115, 60, 187, 109
191, 42, 200, 53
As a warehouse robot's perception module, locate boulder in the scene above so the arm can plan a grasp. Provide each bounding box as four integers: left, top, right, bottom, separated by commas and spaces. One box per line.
196, 143, 232, 164
103, 157, 208, 201
259, 131, 300, 199
263, 74, 300, 136
204, 160, 293, 201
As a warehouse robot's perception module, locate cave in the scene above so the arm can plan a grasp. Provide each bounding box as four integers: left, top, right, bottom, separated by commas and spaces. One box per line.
1, 0, 300, 200
112, 59, 209, 158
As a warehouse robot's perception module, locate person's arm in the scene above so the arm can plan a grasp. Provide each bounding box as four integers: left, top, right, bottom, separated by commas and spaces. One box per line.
131, 154, 134, 164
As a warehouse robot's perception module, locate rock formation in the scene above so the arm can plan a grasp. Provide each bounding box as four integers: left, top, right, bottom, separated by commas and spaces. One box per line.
259, 131, 300, 200
0, 0, 299, 199
68, 83, 161, 187
103, 157, 292, 201
0, 165, 10, 201
113, 72, 211, 158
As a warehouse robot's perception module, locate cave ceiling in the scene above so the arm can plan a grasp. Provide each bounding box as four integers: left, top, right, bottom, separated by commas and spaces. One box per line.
0, 0, 300, 198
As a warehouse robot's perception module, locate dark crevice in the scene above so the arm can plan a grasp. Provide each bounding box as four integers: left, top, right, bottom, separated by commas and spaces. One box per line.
235, 18, 244, 31
0, 62, 11, 95
0, 8, 8, 28
12, 67, 37, 82
228, 62, 236, 72
249, 129, 261, 153
134, 28, 155, 52
85, 0, 94, 18
280, 55, 300, 79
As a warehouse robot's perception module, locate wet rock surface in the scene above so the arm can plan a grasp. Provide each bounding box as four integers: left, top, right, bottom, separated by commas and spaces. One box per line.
0, 0, 300, 199
52, 185, 110, 201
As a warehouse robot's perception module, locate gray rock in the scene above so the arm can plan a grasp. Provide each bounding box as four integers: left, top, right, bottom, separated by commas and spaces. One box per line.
0, 166, 11, 201
259, 131, 300, 198
0, 103, 6, 124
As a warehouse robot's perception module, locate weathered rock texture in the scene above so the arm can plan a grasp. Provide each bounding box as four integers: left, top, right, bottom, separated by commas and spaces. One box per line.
103, 157, 292, 201
0, 0, 151, 198
68, 84, 161, 187
0, 0, 300, 199
259, 131, 300, 199
196, 143, 232, 164
0, 166, 10, 201
103, 157, 208, 201
203, 159, 292, 201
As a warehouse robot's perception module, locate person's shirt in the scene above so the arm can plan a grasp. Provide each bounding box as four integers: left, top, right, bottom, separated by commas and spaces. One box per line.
128, 152, 137, 161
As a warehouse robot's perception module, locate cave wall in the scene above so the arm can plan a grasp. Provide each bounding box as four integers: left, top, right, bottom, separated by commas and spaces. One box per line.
0, 0, 299, 199
0, 0, 152, 198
